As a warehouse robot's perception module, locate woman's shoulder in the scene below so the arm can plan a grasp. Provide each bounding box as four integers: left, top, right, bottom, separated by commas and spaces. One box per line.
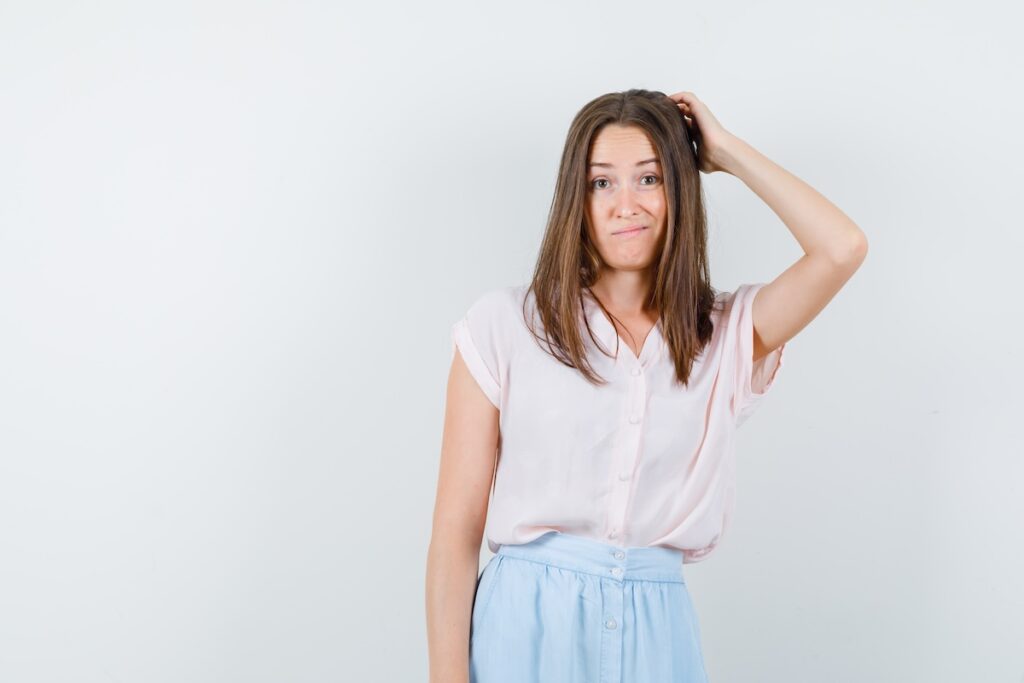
712, 283, 764, 317
458, 283, 535, 338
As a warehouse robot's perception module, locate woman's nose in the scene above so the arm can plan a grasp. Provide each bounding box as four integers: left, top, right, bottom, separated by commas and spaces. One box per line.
615, 186, 641, 216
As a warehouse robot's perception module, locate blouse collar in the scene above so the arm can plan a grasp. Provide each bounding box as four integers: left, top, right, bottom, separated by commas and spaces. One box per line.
580, 287, 664, 365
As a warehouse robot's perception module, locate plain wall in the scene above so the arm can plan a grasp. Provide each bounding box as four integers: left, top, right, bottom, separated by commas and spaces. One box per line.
1, 1, 1021, 681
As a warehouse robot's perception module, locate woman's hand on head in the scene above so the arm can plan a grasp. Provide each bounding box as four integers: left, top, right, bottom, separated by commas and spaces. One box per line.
666, 91, 736, 174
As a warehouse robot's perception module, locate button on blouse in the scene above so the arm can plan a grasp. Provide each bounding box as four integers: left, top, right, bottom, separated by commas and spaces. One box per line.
449, 282, 786, 564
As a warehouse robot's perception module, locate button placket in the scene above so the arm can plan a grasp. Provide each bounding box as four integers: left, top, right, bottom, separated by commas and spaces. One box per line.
627, 362, 646, 430
607, 543, 627, 580
607, 363, 646, 542
599, 547, 627, 681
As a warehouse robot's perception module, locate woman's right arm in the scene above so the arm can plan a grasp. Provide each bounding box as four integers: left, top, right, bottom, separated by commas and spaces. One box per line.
425, 348, 500, 683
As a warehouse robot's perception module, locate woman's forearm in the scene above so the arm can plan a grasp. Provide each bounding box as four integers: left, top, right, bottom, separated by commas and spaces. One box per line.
425, 536, 480, 683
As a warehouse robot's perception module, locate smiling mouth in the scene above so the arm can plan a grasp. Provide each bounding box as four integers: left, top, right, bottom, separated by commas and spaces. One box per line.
613, 226, 647, 236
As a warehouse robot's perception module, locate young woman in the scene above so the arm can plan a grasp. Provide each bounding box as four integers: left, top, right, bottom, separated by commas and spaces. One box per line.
426, 89, 867, 682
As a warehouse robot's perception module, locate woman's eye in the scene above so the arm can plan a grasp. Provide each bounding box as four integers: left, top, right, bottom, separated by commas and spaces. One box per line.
590, 175, 658, 190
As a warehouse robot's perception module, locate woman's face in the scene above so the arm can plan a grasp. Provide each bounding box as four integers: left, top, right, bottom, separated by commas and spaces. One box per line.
584, 124, 667, 275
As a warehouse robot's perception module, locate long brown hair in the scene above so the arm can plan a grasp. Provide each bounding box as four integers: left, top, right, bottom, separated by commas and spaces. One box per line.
524, 88, 719, 388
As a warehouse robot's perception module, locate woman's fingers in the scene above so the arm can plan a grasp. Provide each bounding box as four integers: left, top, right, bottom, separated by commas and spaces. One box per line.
668, 91, 699, 106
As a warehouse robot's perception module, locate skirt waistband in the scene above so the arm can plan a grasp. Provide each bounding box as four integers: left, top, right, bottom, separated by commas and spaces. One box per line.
495, 531, 686, 583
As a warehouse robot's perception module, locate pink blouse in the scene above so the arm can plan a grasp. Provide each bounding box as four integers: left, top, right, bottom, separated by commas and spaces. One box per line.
450, 282, 786, 563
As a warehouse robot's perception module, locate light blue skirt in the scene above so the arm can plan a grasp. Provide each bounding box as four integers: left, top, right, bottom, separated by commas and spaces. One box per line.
469, 531, 709, 682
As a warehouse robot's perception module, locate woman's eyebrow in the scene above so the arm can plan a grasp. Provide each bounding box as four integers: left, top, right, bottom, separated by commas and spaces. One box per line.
588, 158, 660, 168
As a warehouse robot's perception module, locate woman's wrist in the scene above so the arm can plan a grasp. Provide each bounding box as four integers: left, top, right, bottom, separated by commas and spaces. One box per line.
709, 132, 749, 175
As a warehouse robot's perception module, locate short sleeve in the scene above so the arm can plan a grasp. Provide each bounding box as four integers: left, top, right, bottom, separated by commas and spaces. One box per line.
723, 283, 786, 427
450, 289, 510, 409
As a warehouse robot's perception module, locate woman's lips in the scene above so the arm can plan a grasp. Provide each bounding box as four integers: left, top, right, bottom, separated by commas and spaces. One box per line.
613, 226, 647, 236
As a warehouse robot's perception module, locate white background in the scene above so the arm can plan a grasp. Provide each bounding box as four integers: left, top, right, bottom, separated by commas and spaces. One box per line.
1, 1, 1022, 681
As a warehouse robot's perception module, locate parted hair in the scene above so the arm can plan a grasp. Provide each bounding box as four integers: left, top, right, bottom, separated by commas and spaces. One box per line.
524, 88, 720, 388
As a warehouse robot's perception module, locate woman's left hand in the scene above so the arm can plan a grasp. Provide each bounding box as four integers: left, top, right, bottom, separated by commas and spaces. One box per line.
666, 91, 736, 174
